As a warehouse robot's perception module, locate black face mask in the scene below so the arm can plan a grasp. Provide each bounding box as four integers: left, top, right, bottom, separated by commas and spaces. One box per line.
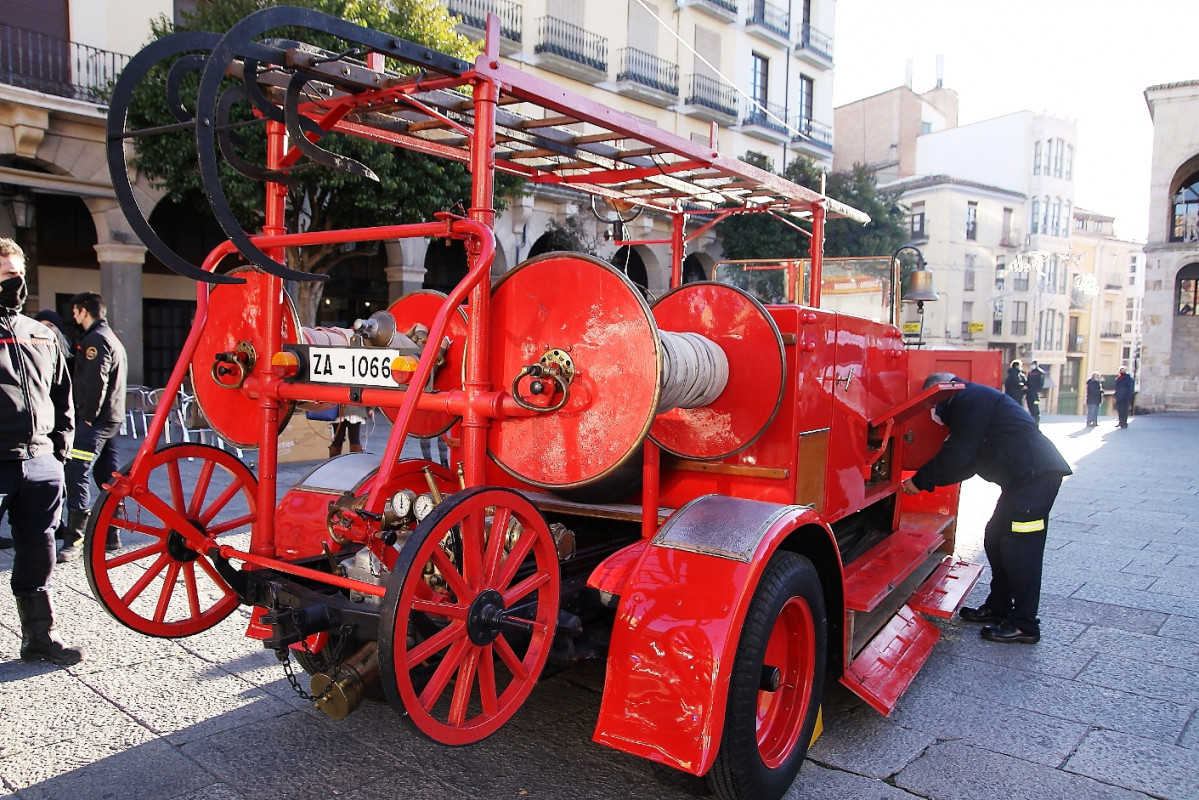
0, 275, 28, 310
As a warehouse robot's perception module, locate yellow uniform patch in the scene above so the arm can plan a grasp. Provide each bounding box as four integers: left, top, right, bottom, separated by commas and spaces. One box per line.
85, 346, 98, 360
1011, 519, 1045, 533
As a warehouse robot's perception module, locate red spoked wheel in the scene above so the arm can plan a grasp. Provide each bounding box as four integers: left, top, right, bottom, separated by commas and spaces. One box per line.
84, 443, 257, 638
378, 487, 560, 744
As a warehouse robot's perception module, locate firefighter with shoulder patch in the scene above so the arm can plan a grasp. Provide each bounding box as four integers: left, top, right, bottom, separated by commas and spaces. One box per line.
58, 292, 127, 563
902, 372, 1072, 644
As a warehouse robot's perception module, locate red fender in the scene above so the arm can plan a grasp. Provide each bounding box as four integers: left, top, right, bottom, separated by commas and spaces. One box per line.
591, 494, 835, 775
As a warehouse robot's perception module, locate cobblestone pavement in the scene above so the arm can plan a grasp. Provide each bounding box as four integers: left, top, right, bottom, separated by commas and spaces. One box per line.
1, 414, 1196, 800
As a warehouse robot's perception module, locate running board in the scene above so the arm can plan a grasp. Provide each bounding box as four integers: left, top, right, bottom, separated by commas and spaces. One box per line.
909, 557, 984, 618
842, 512, 952, 612
840, 604, 939, 715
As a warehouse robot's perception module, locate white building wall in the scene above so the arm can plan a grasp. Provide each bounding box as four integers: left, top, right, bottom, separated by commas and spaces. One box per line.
915, 111, 1034, 195
70, 0, 172, 57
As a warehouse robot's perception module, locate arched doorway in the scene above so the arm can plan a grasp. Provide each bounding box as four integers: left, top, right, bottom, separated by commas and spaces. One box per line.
682, 253, 707, 283
423, 238, 468, 295
1172, 262, 1199, 375
611, 245, 648, 294
318, 249, 390, 327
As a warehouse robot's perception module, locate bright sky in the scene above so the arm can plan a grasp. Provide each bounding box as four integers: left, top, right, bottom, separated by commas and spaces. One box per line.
831, 0, 1195, 242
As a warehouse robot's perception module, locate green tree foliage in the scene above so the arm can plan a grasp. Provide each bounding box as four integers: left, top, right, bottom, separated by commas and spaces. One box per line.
716, 153, 909, 262
128, 0, 519, 323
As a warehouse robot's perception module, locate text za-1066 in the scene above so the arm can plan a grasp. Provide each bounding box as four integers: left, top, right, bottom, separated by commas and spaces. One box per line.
307, 347, 404, 388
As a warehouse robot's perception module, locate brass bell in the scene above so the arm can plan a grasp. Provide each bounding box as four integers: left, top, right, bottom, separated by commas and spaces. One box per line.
903, 268, 939, 303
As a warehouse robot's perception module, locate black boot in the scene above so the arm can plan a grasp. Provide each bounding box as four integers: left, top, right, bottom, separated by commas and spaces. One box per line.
106, 505, 122, 552
56, 509, 90, 563
15, 591, 84, 666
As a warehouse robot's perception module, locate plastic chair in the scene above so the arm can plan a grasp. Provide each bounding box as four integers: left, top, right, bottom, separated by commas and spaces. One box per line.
177, 391, 244, 459
124, 385, 152, 438
143, 388, 174, 443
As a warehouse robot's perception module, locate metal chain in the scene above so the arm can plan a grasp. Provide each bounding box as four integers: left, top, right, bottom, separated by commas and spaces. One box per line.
276, 624, 353, 702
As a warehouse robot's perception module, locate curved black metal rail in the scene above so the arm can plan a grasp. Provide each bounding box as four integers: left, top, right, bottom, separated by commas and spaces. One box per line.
192, 5, 471, 282
106, 31, 244, 285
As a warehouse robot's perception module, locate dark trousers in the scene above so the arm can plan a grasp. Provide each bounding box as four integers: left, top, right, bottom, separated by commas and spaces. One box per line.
1115, 399, 1130, 428
65, 420, 121, 514
982, 473, 1062, 635
330, 420, 361, 450
420, 435, 448, 466
1025, 393, 1040, 423
0, 454, 64, 596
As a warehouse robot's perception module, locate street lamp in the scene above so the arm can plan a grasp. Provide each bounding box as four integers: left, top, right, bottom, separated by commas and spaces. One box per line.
5, 191, 36, 231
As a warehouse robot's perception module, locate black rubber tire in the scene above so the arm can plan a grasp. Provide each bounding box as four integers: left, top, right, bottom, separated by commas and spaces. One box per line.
707, 551, 827, 800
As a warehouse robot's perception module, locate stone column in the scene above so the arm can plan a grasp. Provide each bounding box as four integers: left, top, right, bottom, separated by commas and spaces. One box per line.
384, 239, 429, 302
94, 242, 148, 385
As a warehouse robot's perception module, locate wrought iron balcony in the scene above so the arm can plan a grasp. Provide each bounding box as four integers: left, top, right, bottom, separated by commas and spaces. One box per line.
702, 0, 738, 13
0, 22, 128, 103
746, 0, 791, 41
446, 0, 522, 44
1068, 334, 1086, 353
790, 115, 833, 152
683, 73, 738, 119
795, 23, 833, 64
534, 16, 607, 74
681, 0, 739, 22
1100, 322, 1123, 338
742, 103, 790, 141
615, 48, 679, 97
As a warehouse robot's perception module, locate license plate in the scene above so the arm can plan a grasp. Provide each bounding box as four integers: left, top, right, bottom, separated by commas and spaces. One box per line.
306, 346, 404, 388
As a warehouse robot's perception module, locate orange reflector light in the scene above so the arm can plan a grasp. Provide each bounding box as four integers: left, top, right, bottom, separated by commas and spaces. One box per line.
391, 355, 420, 385
271, 351, 299, 378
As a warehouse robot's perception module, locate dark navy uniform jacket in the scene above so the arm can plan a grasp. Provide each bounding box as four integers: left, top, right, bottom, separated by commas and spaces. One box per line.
912, 380, 1071, 493
0, 308, 74, 461
73, 319, 127, 434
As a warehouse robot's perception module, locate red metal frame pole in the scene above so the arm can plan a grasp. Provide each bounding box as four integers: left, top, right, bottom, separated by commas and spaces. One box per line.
809, 201, 826, 308
251, 119, 289, 557
670, 212, 684, 288
462, 24, 501, 493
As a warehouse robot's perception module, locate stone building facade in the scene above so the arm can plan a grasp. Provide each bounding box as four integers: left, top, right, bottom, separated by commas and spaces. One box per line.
1140, 80, 1199, 412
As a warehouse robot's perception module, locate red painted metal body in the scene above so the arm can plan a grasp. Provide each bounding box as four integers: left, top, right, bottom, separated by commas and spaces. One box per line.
94, 11, 1003, 800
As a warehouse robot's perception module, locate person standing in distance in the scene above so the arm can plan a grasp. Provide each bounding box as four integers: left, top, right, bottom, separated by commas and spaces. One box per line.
0, 238, 82, 664
1113, 366, 1134, 429
58, 292, 127, 562
1024, 360, 1044, 426
1085, 371, 1103, 428
1003, 359, 1026, 404
902, 372, 1072, 644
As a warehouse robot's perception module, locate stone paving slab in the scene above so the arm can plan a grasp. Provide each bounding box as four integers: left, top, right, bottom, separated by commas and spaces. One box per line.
895, 740, 1155, 800
1066, 728, 1199, 800
887, 684, 1088, 768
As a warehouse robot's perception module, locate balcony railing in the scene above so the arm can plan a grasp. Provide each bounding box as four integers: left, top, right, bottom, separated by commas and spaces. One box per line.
742, 103, 789, 136
746, 1, 791, 40
534, 16, 607, 73
701, 0, 738, 13
684, 73, 737, 118
1068, 334, 1086, 353
0, 22, 128, 103
790, 115, 832, 151
615, 48, 679, 96
795, 23, 833, 62
446, 0, 522, 43
1100, 322, 1122, 338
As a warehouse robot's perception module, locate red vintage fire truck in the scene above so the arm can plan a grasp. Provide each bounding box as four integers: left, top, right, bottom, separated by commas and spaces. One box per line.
91, 8, 999, 800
